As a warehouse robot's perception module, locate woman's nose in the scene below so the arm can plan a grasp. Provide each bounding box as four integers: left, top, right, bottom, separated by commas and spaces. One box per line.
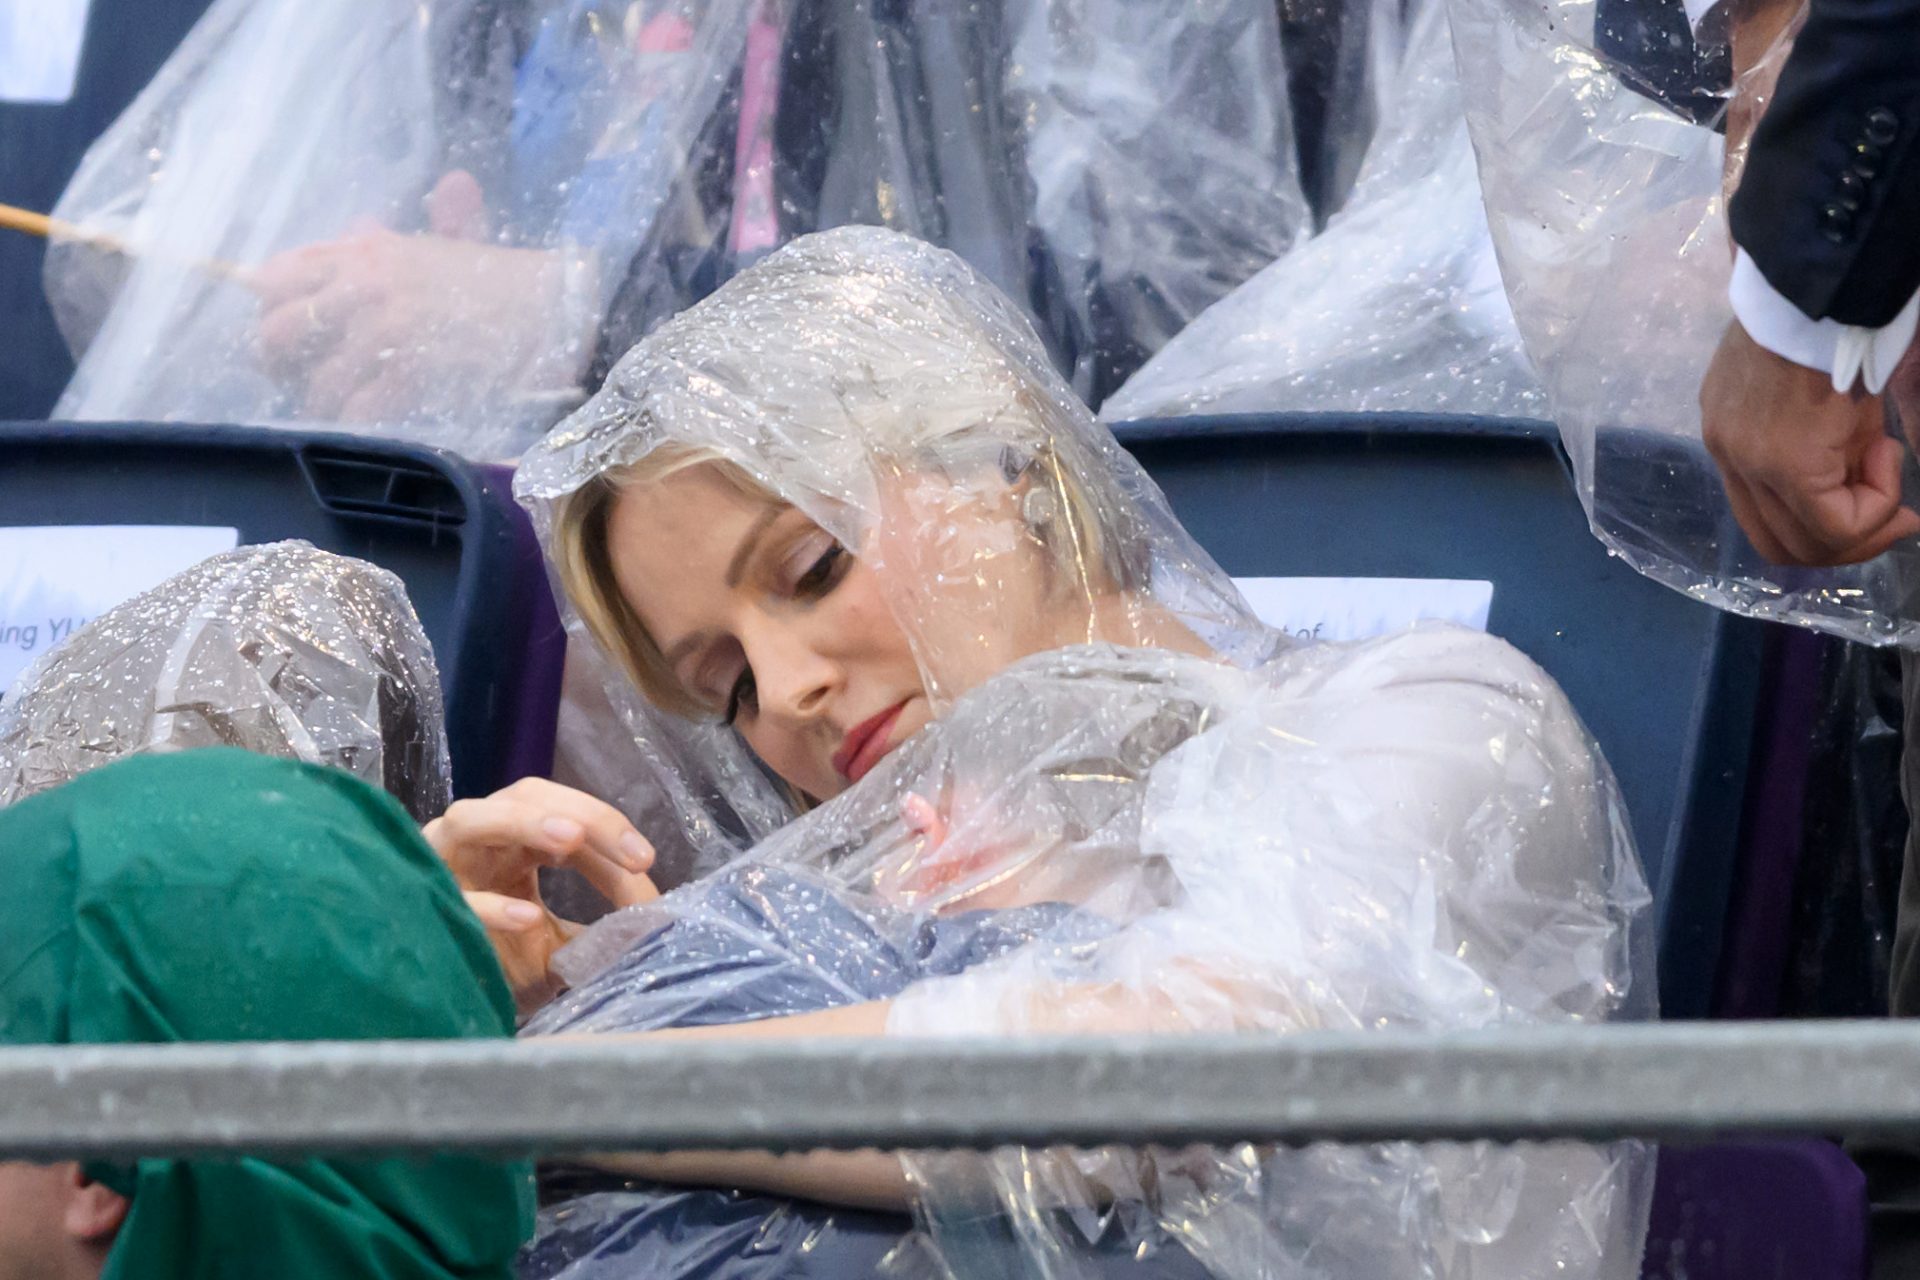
743, 628, 839, 722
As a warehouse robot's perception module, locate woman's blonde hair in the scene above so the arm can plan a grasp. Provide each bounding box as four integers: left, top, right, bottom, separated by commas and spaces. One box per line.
550, 432, 1148, 725
553, 441, 773, 721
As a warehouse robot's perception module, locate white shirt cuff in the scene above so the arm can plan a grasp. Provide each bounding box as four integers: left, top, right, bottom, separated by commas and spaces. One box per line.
1729, 248, 1920, 395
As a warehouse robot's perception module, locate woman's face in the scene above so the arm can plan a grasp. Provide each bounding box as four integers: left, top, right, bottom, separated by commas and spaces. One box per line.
607, 465, 933, 801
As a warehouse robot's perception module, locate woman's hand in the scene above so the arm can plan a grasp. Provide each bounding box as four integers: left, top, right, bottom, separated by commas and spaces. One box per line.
424, 777, 659, 1012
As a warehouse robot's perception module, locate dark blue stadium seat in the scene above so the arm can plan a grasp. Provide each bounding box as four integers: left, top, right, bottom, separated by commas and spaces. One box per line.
0, 420, 563, 799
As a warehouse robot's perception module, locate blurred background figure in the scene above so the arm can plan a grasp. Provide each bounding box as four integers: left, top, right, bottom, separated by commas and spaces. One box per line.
37, 0, 1317, 457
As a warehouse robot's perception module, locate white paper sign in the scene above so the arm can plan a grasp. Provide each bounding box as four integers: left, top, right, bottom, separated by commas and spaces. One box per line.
0, 0, 91, 103
0, 525, 241, 695
1233, 576, 1494, 643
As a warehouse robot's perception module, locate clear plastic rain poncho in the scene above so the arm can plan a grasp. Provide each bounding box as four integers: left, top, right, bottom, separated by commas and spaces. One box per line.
0, 540, 451, 821
1448, 0, 1920, 641
1102, 0, 1548, 422
513, 227, 1655, 1279
44, 0, 1307, 458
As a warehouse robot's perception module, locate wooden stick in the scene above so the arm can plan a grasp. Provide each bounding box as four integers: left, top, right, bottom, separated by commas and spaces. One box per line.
0, 204, 60, 240
0, 201, 246, 283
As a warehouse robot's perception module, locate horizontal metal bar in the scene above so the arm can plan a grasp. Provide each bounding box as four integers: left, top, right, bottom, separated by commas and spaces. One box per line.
6, 1021, 1920, 1161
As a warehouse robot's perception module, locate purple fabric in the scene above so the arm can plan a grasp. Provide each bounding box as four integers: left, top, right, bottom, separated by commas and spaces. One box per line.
1670, 634, 1869, 1277
1715, 627, 1827, 1019
483, 462, 565, 784
1643, 1140, 1867, 1280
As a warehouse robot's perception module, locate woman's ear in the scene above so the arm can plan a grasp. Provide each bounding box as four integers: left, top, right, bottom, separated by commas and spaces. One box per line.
62, 1168, 130, 1244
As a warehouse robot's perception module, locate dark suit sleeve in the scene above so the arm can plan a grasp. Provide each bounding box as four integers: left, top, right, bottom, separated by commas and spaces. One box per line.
1727, 0, 1920, 326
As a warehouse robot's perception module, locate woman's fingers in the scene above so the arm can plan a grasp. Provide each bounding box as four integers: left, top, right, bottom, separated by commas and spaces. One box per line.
498, 777, 655, 875
425, 781, 655, 893
901, 793, 949, 849
245, 243, 339, 306
426, 795, 578, 873
426, 796, 577, 871
425, 168, 491, 241
462, 889, 546, 933
257, 271, 383, 396
461, 891, 573, 1014
568, 854, 661, 911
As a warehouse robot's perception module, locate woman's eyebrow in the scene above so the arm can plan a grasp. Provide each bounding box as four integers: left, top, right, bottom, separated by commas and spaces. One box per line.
724, 504, 788, 588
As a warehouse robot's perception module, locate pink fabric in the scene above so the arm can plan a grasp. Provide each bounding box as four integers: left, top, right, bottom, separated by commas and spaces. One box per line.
634, 12, 693, 54
729, 2, 783, 255
627, 11, 693, 105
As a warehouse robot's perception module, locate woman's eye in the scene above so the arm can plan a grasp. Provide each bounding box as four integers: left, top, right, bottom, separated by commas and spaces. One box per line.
724, 668, 758, 725
793, 542, 846, 596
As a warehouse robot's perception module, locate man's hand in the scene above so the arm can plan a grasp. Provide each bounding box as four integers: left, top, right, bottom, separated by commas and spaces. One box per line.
1700, 318, 1920, 565
1891, 341, 1920, 454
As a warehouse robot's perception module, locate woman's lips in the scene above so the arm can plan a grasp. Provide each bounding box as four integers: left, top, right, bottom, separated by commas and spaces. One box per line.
834, 700, 909, 784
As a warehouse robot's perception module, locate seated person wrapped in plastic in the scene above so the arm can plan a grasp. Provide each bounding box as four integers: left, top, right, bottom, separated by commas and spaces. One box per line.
0, 539, 451, 819
431, 226, 1654, 1278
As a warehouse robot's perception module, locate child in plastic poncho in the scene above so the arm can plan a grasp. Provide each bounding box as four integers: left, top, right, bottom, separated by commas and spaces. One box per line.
0, 547, 536, 1277
427, 227, 1656, 1279
0, 540, 453, 819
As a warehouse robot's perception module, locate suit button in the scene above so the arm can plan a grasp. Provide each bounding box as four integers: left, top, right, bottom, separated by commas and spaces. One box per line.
1839, 169, 1867, 198
1821, 202, 1856, 242
1853, 140, 1886, 169
1866, 108, 1901, 147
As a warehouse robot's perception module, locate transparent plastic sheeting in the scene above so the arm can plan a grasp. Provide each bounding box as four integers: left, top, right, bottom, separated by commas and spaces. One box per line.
1449, 0, 1920, 642
511, 228, 1655, 1278
44, 0, 1308, 458
0, 540, 451, 821
1103, 0, 1548, 423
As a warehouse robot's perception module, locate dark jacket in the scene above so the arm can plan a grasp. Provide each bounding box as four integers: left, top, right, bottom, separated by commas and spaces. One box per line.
1728, 0, 1920, 325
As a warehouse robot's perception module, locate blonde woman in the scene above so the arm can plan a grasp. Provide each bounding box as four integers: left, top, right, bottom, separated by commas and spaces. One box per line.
432, 227, 1654, 1279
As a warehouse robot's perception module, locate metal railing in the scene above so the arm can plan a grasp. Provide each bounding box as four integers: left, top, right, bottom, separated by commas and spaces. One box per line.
6, 1020, 1920, 1160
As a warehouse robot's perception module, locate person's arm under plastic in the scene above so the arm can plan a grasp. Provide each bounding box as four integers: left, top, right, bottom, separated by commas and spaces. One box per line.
574, 1004, 912, 1210
248, 171, 599, 423
474, 631, 1610, 1211
567, 977, 1260, 1212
